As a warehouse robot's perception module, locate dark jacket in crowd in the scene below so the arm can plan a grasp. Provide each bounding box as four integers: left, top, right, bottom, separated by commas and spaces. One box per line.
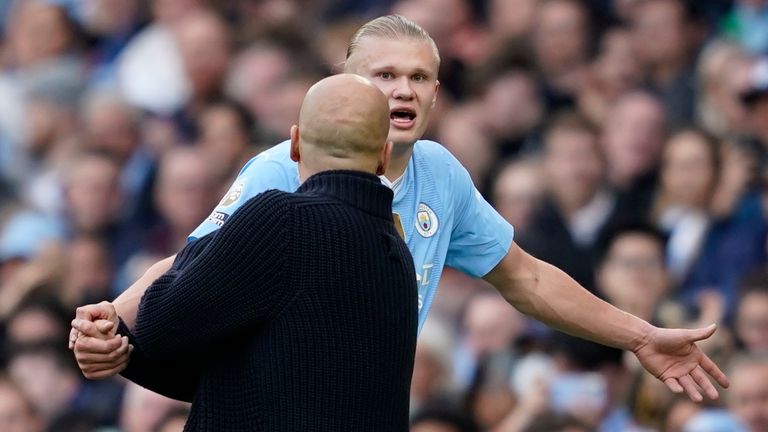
119, 170, 418, 432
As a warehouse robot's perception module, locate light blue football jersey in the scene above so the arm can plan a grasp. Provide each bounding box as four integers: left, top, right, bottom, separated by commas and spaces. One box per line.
190, 140, 515, 332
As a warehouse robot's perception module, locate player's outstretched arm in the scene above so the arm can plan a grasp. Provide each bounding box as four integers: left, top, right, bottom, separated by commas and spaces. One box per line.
483, 242, 730, 402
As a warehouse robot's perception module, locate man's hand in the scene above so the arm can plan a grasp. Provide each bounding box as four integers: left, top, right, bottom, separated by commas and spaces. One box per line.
69, 301, 133, 379
633, 324, 730, 402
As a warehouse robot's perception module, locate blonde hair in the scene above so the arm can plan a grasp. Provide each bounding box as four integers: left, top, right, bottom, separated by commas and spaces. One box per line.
345, 15, 440, 69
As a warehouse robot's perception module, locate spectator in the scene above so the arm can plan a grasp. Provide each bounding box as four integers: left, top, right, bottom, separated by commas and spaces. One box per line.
595, 222, 672, 323
4, 297, 69, 347
735, 270, 768, 353
695, 39, 753, 140
654, 128, 767, 314
120, 382, 190, 432
601, 91, 666, 215
148, 146, 216, 256
519, 111, 617, 290
0, 376, 42, 432
452, 292, 527, 390
490, 157, 546, 235
195, 99, 257, 188
631, 0, 706, 125
577, 24, 643, 127
61, 234, 114, 308
726, 353, 768, 432
532, 0, 592, 110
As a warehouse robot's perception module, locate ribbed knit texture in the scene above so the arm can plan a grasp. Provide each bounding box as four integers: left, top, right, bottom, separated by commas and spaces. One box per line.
119, 170, 418, 432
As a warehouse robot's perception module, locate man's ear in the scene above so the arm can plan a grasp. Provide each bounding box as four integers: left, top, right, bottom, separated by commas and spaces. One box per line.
289, 125, 300, 162
377, 141, 393, 176
431, 80, 440, 108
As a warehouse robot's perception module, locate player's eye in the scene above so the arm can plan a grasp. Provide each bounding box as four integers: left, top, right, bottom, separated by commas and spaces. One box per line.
412, 74, 426, 82
378, 71, 393, 80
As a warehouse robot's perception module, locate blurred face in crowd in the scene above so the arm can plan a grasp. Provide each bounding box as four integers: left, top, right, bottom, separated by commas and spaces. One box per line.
632, 0, 691, 67
227, 45, 292, 118
601, 93, 665, 187
437, 107, 494, 186
152, 0, 204, 23
174, 11, 231, 99
6, 307, 65, 346
0, 380, 41, 432
591, 28, 642, 98
64, 236, 113, 306
544, 127, 603, 211
79, 0, 139, 36
482, 71, 543, 140
597, 232, 668, 320
728, 360, 768, 432
533, 0, 590, 73
65, 155, 122, 233
121, 382, 190, 432
258, 76, 314, 141
82, 96, 140, 163
488, 0, 538, 40
660, 131, 718, 209
198, 103, 251, 177
7, 1, 74, 67
736, 291, 768, 352
155, 148, 216, 237
492, 159, 545, 232
392, 0, 469, 45
464, 294, 525, 358
345, 36, 440, 149
8, 351, 79, 421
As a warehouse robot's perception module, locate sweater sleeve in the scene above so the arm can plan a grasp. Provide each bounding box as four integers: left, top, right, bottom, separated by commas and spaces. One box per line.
132, 191, 290, 361
117, 318, 200, 402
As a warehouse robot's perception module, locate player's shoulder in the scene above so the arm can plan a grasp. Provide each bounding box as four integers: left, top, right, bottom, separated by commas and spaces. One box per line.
412, 139, 468, 178
413, 139, 464, 167
237, 140, 294, 176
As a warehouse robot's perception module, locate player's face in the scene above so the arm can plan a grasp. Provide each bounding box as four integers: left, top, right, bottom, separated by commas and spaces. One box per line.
347, 37, 440, 147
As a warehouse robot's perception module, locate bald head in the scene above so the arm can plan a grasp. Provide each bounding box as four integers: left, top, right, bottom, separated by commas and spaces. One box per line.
290, 74, 391, 180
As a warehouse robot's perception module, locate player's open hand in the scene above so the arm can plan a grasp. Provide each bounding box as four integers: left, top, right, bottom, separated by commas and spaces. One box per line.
632, 324, 729, 402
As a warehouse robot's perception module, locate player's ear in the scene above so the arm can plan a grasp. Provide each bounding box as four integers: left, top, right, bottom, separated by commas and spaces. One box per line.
377, 141, 393, 176
289, 125, 300, 162
431, 80, 440, 108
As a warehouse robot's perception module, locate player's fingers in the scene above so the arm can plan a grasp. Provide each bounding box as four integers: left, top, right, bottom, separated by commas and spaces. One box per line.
679, 375, 703, 402
71, 319, 103, 338
664, 377, 684, 394
691, 366, 719, 400
95, 319, 115, 334
68, 328, 81, 350
74, 337, 129, 366
688, 324, 717, 342
699, 354, 730, 388
81, 363, 129, 380
74, 334, 124, 355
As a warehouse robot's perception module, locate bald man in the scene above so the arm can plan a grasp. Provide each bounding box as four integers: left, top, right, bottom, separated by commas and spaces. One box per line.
96, 74, 418, 431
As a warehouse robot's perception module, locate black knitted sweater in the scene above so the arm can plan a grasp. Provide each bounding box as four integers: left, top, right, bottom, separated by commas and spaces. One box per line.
119, 170, 418, 431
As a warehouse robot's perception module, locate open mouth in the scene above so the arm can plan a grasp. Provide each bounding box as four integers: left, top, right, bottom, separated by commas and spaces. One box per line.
390, 108, 417, 129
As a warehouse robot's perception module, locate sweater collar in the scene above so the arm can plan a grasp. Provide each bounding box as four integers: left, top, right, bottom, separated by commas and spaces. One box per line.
297, 170, 394, 219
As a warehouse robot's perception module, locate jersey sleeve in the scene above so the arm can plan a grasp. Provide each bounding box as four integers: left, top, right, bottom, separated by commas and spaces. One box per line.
188, 143, 296, 241
445, 156, 514, 277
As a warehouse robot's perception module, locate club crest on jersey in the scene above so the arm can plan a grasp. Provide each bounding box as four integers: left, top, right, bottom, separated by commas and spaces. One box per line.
219, 182, 244, 207
415, 203, 438, 237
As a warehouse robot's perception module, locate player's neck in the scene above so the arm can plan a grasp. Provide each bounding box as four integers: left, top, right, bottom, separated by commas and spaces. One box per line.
383, 143, 414, 181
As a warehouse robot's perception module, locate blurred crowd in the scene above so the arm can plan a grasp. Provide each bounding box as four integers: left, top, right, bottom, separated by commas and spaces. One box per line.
0, 0, 768, 431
